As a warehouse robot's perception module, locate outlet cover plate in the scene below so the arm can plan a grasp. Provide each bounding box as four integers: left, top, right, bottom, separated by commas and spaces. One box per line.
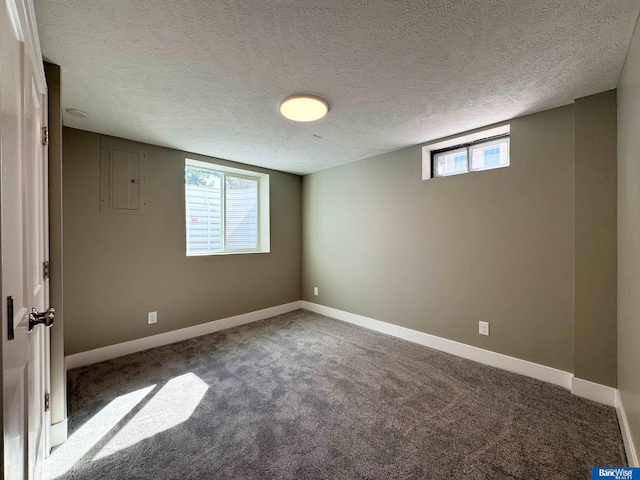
479, 321, 489, 336
148, 311, 158, 324
313, 287, 319, 296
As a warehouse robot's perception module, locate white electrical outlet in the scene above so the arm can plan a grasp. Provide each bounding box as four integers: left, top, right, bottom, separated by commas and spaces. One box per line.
479, 321, 489, 336
313, 286, 319, 296
148, 311, 158, 324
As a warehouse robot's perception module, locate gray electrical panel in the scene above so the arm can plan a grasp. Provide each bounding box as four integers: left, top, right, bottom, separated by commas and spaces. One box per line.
100, 136, 147, 215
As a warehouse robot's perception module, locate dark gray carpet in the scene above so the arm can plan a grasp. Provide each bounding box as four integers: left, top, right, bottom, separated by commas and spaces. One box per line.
46, 309, 626, 479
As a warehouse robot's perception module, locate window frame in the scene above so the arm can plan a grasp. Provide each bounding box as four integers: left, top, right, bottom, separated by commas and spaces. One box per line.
185, 158, 270, 256
223, 171, 261, 253
431, 133, 510, 178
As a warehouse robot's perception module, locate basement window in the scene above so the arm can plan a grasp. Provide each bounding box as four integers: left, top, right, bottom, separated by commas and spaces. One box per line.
433, 135, 510, 177
421, 125, 511, 180
185, 159, 270, 256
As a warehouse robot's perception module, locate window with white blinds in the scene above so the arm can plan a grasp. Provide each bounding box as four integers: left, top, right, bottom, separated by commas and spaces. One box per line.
185, 159, 270, 255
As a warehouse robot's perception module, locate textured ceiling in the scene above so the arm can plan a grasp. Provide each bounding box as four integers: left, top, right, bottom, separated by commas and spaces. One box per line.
36, 0, 639, 175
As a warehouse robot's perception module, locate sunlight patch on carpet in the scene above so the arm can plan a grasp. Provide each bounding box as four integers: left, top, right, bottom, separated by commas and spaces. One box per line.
93, 373, 208, 460
45, 385, 156, 480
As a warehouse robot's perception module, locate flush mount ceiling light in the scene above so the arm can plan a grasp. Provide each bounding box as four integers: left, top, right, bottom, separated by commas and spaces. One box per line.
279, 95, 329, 122
65, 108, 89, 118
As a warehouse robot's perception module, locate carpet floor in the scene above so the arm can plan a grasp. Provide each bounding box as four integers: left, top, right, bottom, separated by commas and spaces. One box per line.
45, 309, 627, 479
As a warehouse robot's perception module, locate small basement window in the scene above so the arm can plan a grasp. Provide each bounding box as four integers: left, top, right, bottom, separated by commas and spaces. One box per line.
433, 134, 509, 177
185, 159, 270, 256
421, 125, 510, 180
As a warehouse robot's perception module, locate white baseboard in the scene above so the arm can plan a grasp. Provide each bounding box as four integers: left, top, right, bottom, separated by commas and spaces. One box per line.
301, 301, 573, 390
50, 418, 68, 447
571, 377, 617, 407
65, 301, 303, 370
616, 390, 639, 467
61, 300, 635, 460
65, 300, 624, 415
302, 300, 573, 390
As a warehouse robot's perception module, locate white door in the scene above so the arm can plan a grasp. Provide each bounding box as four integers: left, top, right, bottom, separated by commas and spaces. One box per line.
1, 0, 51, 479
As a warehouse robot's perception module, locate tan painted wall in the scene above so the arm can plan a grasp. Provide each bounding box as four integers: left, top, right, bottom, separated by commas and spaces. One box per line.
574, 90, 617, 387
617, 19, 640, 463
303, 106, 576, 372
63, 94, 619, 393
62, 128, 302, 355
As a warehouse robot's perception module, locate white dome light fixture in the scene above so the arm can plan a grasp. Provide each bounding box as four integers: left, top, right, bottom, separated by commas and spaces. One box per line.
279, 94, 329, 122
65, 108, 89, 118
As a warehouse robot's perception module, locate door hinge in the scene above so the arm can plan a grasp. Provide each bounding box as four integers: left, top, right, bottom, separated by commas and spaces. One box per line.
43, 261, 50, 279
44, 393, 50, 412
42, 126, 49, 146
